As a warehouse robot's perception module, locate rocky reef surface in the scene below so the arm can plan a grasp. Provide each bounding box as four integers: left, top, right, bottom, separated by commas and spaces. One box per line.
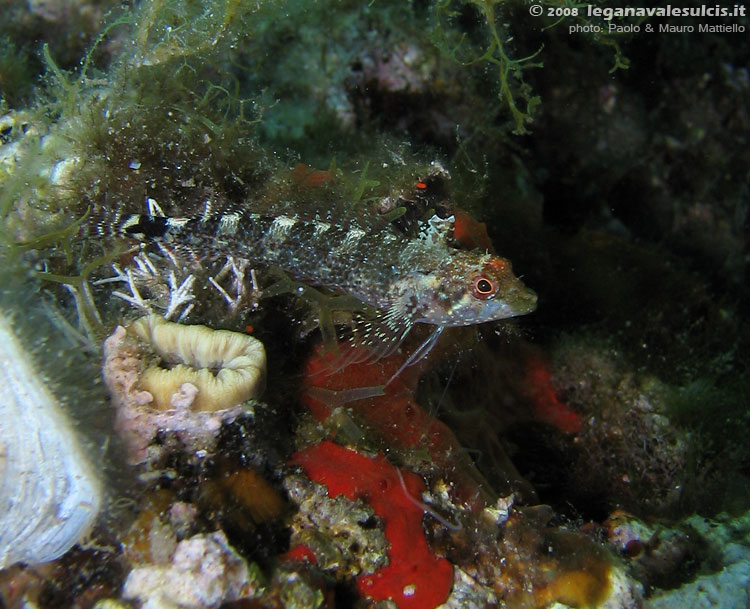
0, 0, 748, 607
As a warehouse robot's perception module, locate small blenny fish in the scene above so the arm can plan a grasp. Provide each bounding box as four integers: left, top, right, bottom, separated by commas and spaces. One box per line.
97, 182, 536, 367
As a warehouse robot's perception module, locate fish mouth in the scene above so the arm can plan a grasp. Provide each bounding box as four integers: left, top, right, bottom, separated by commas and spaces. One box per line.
470, 286, 537, 324
509, 286, 538, 316
495, 282, 537, 318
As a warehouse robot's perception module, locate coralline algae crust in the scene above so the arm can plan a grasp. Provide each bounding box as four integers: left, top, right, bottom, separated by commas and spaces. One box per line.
122, 530, 260, 609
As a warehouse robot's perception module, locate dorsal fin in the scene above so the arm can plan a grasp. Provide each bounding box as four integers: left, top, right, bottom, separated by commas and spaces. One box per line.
419, 214, 455, 247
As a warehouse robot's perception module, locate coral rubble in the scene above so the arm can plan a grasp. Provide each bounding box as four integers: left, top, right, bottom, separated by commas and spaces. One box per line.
122, 530, 261, 609
644, 511, 750, 609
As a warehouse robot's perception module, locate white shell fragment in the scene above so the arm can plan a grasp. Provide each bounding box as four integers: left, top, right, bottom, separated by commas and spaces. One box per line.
0, 312, 102, 568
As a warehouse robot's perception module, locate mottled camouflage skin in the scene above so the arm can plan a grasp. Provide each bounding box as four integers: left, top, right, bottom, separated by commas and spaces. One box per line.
114, 210, 537, 332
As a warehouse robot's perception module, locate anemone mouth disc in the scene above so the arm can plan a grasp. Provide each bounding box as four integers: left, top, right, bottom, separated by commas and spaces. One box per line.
0, 311, 102, 568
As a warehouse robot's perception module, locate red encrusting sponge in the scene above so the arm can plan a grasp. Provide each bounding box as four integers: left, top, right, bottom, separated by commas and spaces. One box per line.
291, 441, 453, 609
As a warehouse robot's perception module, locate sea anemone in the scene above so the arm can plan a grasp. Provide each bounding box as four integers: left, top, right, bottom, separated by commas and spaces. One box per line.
127, 314, 266, 412
102, 315, 266, 463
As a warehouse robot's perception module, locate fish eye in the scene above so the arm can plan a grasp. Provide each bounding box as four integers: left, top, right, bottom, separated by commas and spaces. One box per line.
471, 275, 497, 299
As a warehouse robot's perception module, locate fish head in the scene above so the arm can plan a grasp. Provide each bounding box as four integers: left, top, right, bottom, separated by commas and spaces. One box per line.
415, 251, 537, 326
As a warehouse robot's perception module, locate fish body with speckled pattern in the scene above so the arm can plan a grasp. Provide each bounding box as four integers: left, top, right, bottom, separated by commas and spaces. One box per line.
94, 202, 536, 357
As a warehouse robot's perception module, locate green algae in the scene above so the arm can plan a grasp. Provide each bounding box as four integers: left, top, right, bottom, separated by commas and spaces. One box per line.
0, 36, 35, 107
0, 0, 637, 276
0, 0, 276, 335
431, 0, 542, 134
